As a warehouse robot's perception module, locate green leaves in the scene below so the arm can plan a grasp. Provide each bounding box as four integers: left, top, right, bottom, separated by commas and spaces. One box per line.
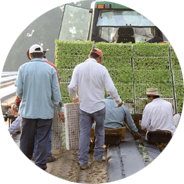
115, 83, 133, 103
55, 40, 93, 56
171, 47, 184, 113
55, 40, 94, 100
96, 42, 132, 57
133, 57, 169, 70
55, 40, 183, 113
134, 70, 172, 84
133, 42, 169, 57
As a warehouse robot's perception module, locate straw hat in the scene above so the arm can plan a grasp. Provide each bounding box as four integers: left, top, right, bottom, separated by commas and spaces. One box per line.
144, 88, 162, 96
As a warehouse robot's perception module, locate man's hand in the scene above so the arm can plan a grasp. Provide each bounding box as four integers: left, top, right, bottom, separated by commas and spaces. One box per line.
58, 112, 65, 122
115, 101, 123, 108
13, 105, 19, 112
72, 96, 79, 103
133, 134, 142, 140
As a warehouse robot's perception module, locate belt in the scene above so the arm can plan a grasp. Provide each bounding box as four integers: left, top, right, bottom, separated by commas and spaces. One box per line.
156, 130, 171, 134
147, 130, 171, 134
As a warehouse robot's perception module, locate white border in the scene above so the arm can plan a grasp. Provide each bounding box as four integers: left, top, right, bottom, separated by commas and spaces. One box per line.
0, 1, 183, 184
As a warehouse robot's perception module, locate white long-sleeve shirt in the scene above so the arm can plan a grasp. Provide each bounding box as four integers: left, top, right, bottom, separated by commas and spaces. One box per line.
141, 98, 176, 135
68, 58, 122, 113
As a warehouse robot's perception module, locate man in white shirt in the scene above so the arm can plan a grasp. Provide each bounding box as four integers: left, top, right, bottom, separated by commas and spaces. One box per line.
68, 48, 123, 169
141, 88, 176, 144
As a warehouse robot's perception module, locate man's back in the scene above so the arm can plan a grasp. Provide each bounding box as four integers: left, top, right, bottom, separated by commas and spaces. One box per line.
69, 58, 121, 113
16, 58, 61, 119
104, 97, 125, 129
77, 59, 106, 101
104, 96, 138, 135
142, 98, 176, 135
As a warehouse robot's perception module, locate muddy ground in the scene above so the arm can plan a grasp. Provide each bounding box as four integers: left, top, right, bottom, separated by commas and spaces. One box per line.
11, 128, 107, 184
46, 149, 107, 183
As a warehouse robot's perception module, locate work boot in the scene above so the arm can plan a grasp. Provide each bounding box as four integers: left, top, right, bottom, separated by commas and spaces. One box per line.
32, 155, 57, 163
47, 155, 57, 163
94, 155, 106, 162
80, 163, 91, 170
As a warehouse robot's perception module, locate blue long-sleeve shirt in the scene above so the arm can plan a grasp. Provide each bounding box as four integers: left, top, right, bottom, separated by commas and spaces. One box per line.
15, 58, 62, 119
104, 96, 138, 135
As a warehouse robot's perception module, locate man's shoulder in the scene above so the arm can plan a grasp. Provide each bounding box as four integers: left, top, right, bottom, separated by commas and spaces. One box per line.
146, 98, 171, 109
155, 98, 171, 105
162, 99, 172, 107
43, 59, 57, 69
19, 62, 30, 70
144, 102, 153, 110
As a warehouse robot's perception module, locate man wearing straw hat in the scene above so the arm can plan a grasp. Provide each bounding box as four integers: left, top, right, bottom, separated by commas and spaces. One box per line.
141, 88, 176, 146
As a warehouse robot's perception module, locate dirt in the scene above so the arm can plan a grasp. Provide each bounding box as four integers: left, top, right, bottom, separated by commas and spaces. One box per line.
10, 131, 107, 183
46, 149, 108, 183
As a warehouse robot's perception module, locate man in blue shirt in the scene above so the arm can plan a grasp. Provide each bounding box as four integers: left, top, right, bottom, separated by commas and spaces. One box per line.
15, 44, 64, 170
104, 95, 141, 139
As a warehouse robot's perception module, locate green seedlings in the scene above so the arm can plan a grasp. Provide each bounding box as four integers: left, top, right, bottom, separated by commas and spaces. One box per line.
133, 42, 169, 57
142, 147, 147, 160
55, 40, 183, 113
149, 158, 152, 163
143, 152, 147, 159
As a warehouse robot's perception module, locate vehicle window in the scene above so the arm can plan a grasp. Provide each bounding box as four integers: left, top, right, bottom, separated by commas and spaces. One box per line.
99, 27, 154, 43
59, 5, 91, 41
97, 10, 155, 27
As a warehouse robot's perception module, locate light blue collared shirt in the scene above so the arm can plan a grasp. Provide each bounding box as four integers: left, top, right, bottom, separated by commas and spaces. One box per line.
104, 96, 138, 134
15, 58, 62, 119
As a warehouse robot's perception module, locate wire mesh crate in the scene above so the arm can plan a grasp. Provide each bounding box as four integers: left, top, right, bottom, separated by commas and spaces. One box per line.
64, 103, 80, 150
51, 107, 65, 150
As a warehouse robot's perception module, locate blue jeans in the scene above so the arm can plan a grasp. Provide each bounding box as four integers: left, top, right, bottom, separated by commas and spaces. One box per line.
20, 118, 52, 170
78, 108, 105, 167
33, 129, 52, 157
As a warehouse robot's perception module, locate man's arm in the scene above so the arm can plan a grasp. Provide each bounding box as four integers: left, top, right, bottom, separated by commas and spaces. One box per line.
122, 105, 138, 133
68, 66, 78, 100
51, 70, 65, 122
14, 96, 21, 112
104, 68, 122, 106
122, 106, 142, 139
141, 106, 150, 130
15, 67, 23, 99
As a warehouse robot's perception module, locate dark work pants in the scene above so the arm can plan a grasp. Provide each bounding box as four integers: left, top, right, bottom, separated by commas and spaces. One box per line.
20, 118, 52, 170
78, 108, 105, 167
33, 128, 53, 157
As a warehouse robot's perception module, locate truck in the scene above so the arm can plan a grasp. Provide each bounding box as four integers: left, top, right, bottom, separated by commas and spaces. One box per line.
54, 1, 183, 150
55, 1, 184, 151
58, 0, 168, 43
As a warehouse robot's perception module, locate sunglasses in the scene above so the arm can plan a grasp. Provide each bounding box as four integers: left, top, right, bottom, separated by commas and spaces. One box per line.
147, 96, 151, 98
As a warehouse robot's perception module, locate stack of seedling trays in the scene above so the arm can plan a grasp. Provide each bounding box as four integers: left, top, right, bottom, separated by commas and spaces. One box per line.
55, 40, 183, 114
55, 40, 94, 104
171, 46, 184, 113
96, 42, 134, 113
54, 40, 183, 149
132, 42, 174, 114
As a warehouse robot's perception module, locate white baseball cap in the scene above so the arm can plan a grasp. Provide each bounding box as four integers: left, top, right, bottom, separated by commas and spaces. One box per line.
29, 44, 43, 53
